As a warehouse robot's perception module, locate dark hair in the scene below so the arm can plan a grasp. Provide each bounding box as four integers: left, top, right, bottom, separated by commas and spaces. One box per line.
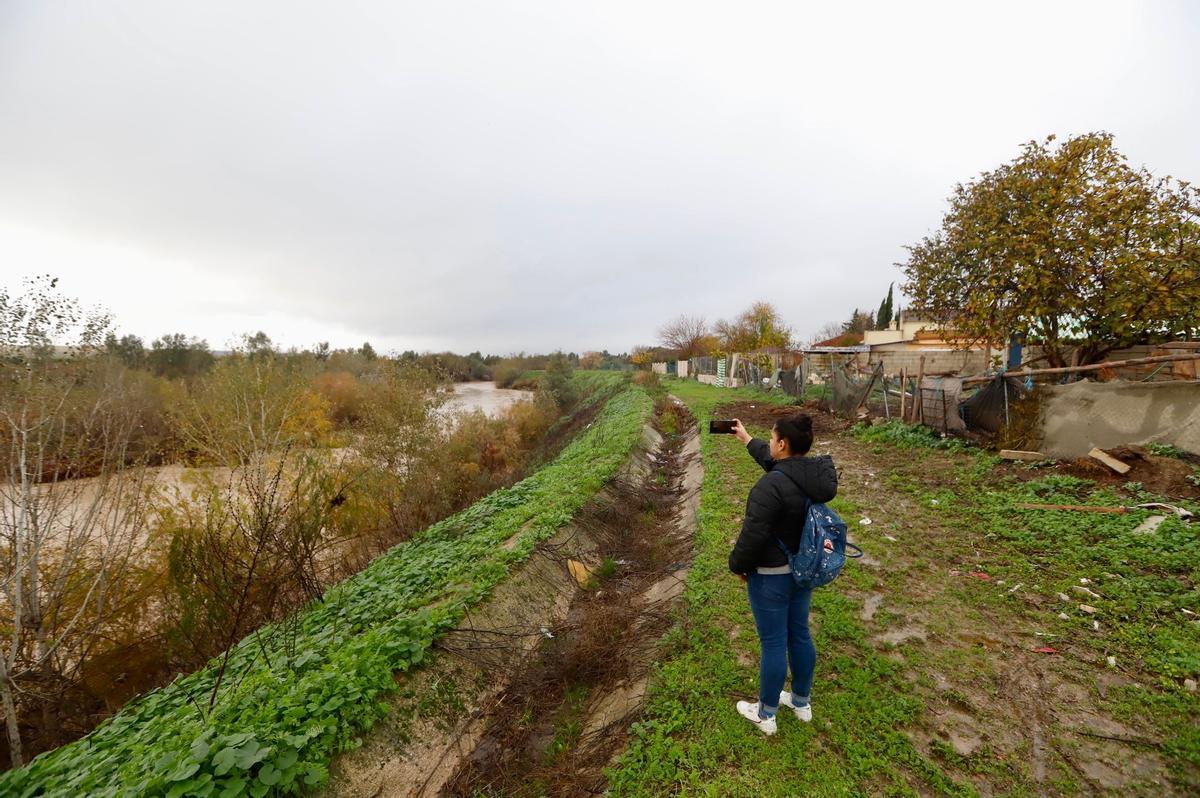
774, 414, 813, 456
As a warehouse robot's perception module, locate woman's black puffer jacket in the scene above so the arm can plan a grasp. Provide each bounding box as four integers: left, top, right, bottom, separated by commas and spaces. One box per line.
728, 438, 838, 575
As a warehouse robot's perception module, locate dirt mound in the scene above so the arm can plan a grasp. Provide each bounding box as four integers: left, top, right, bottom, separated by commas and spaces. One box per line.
1006, 444, 1200, 500
713, 400, 849, 434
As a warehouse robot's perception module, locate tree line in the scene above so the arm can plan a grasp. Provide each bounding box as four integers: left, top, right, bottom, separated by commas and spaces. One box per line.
0, 276, 612, 768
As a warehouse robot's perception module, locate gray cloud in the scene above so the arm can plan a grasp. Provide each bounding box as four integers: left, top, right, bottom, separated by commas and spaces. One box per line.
2, 1, 1197, 353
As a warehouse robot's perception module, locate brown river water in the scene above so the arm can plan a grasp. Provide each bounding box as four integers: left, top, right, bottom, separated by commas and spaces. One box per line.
7, 382, 532, 546
441, 381, 531, 419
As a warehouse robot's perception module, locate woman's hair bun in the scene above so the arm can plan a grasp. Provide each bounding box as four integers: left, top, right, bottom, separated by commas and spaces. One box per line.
774, 413, 814, 455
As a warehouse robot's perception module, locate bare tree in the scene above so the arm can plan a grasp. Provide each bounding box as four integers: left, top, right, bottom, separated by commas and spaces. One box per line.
0, 277, 151, 767
808, 320, 845, 346
657, 315, 715, 359
159, 353, 361, 703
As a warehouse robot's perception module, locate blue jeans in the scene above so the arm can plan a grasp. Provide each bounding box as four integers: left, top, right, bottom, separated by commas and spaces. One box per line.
746, 572, 815, 716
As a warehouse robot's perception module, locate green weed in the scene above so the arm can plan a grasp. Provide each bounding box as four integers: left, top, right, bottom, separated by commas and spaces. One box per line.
852, 420, 976, 453
607, 380, 972, 797
2, 379, 654, 798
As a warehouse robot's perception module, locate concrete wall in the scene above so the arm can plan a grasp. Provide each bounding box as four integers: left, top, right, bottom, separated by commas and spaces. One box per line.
867, 347, 990, 377
1039, 380, 1200, 457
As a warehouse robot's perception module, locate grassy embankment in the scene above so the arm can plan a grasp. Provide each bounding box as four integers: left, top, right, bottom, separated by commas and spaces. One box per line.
611, 381, 1198, 796
2, 374, 652, 798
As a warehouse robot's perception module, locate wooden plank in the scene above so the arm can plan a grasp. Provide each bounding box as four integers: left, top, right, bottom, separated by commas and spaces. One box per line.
999, 449, 1046, 461
1089, 447, 1131, 475
898, 367, 907, 421
1015, 503, 1129, 514
963, 352, 1200, 384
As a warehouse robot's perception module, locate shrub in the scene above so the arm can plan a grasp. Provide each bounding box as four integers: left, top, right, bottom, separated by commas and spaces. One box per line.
312, 371, 365, 426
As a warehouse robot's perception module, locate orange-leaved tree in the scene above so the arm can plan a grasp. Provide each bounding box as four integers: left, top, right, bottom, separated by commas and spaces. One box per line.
901, 132, 1200, 368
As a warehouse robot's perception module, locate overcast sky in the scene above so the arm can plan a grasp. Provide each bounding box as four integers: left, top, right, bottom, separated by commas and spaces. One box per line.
2, 1, 1197, 355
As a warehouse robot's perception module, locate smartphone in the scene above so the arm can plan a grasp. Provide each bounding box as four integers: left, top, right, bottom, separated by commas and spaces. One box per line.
709, 419, 737, 435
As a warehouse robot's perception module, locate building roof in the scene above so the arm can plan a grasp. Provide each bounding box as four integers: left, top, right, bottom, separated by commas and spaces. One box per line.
812, 332, 864, 348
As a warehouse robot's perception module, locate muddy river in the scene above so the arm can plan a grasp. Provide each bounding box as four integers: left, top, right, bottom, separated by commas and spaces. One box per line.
442, 381, 531, 418
8, 382, 532, 541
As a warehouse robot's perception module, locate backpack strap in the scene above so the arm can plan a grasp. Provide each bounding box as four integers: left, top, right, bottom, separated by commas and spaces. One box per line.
771, 468, 811, 555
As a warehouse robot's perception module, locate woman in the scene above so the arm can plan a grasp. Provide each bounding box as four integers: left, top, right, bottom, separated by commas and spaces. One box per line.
728, 414, 837, 735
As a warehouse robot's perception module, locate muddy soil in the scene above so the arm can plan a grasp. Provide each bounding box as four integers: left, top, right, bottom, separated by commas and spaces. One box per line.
998, 443, 1200, 501
712, 399, 851, 435
819, 420, 1187, 795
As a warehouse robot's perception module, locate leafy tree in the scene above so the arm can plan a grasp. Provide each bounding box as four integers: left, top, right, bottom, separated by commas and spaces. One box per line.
542, 351, 575, 407
840, 308, 874, 336
715, 302, 793, 352
579, 351, 604, 370
104, 332, 146, 369
358, 341, 377, 361
240, 330, 274, 358
147, 334, 215, 379
875, 284, 894, 330
902, 132, 1200, 367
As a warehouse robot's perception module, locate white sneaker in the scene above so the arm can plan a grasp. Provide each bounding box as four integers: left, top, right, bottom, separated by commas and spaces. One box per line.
735, 700, 777, 735
779, 691, 812, 722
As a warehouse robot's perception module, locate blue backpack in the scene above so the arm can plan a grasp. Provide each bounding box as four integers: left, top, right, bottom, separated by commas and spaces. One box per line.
775, 472, 863, 590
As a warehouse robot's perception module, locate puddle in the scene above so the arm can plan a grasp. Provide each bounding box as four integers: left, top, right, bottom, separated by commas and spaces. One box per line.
875, 625, 927, 646
861, 592, 884, 621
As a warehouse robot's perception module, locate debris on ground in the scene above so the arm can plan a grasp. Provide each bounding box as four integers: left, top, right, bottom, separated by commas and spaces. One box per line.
1089, 446, 1132, 475
1003, 443, 1200, 500
566, 559, 595, 586
1000, 449, 1047, 461
1133, 515, 1168, 534
1135, 502, 1195, 521
1079, 604, 1098, 614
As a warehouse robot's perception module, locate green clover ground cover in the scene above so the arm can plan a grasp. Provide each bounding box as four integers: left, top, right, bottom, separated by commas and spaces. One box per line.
608, 380, 972, 797
2, 376, 652, 798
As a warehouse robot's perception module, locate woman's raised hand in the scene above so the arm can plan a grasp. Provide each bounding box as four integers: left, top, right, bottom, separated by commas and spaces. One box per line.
732, 419, 752, 444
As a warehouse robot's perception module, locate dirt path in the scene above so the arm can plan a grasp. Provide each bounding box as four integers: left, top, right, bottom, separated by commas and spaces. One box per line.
819, 425, 1178, 795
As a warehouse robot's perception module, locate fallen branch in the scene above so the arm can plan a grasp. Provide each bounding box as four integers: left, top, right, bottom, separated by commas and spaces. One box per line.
1015, 503, 1128, 514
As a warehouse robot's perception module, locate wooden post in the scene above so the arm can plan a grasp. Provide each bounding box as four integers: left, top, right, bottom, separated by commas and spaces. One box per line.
898, 367, 907, 421
913, 355, 926, 425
